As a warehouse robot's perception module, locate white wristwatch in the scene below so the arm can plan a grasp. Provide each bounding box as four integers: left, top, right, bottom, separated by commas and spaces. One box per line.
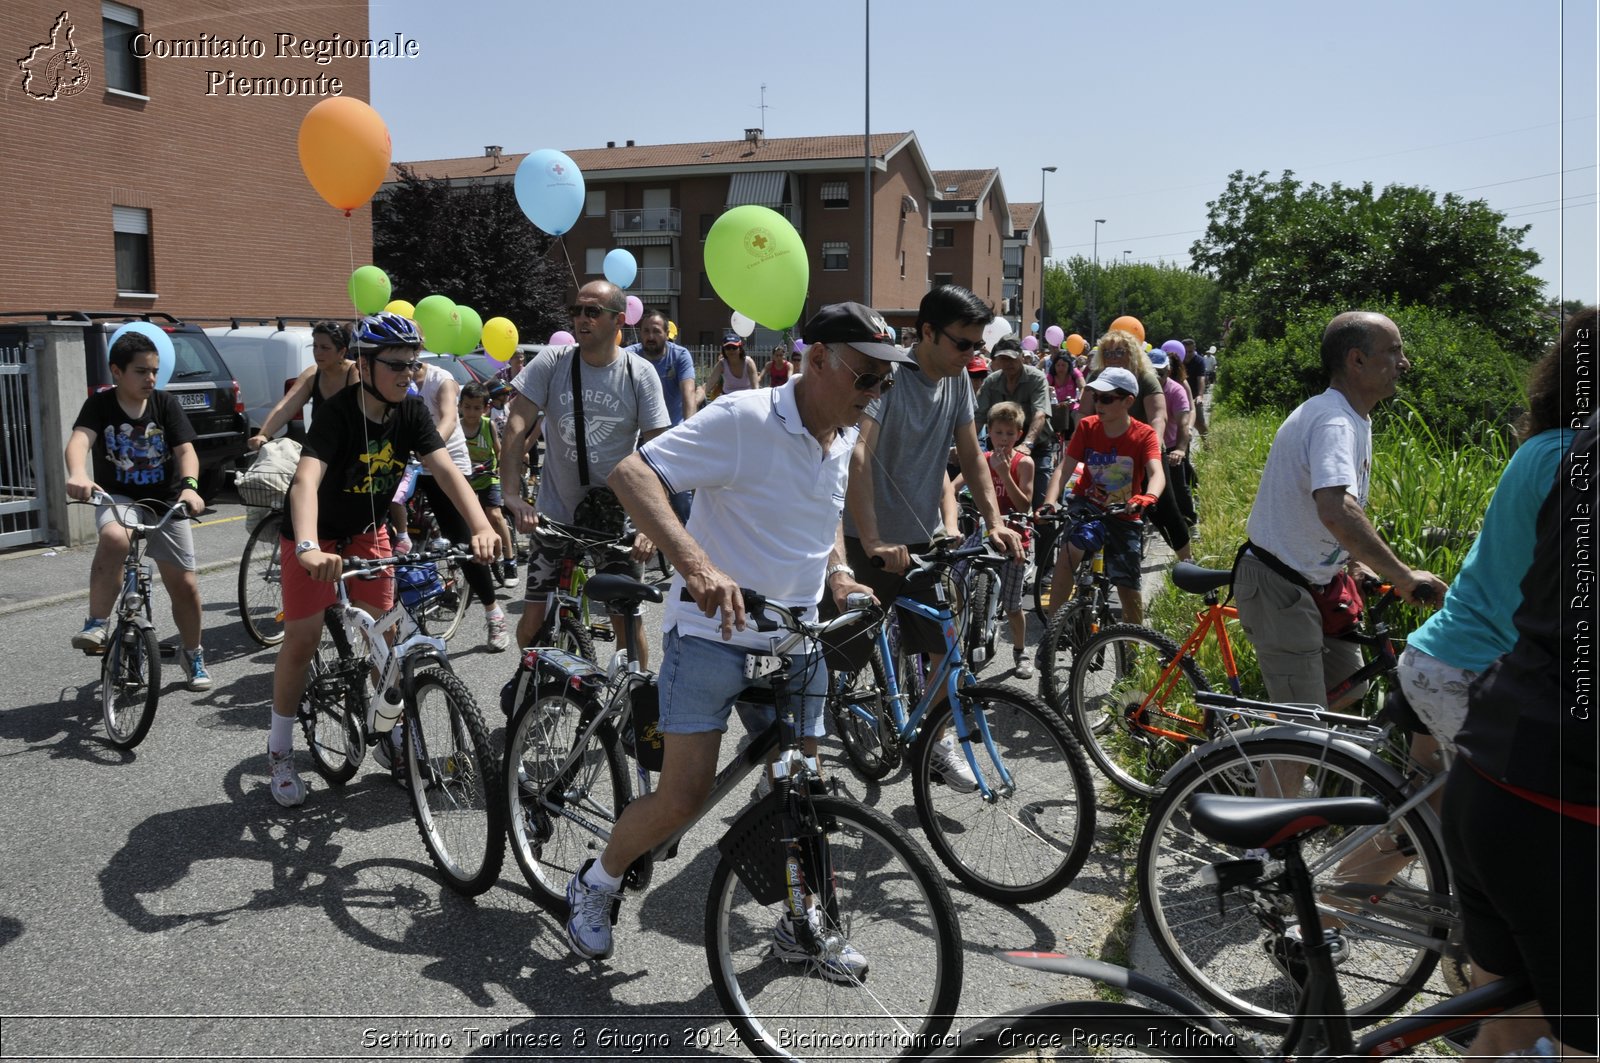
826, 564, 855, 580
295, 539, 319, 557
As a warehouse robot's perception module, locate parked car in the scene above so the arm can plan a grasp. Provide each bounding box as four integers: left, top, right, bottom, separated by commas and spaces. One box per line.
204, 319, 321, 443
419, 353, 478, 387
0, 310, 248, 498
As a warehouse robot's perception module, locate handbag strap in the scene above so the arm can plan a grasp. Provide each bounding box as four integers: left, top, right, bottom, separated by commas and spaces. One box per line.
570, 347, 638, 489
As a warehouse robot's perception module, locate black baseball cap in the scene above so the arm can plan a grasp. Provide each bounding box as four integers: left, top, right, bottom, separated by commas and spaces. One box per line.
800, 302, 915, 364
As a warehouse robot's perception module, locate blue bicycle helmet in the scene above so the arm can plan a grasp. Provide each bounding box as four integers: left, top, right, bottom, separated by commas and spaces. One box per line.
354, 311, 422, 350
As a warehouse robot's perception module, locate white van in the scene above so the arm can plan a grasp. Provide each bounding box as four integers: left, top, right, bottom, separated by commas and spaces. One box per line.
205, 322, 319, 439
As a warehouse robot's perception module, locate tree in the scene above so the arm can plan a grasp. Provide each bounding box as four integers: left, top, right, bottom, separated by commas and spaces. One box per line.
1043, 257, 1220, 346
1190, 170, 1548, 357
374, 166, 569, 346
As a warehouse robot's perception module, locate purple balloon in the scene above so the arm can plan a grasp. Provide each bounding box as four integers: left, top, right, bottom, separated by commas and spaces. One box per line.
550, 330, 576, 345
793, 339, 806, 354
1021, 335, 1039, 352
1044, 325, 1065, 347
1161, 339, 1186, 359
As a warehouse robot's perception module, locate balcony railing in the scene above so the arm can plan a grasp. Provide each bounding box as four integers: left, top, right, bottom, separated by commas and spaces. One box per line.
631, 267, 681, 294
612, 207, 682, 236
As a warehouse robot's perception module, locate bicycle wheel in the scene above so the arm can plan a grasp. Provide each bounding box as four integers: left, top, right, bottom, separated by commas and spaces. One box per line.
237, 512, 286, 647
1036, 596, 1115, 718
504, 690, 628, 908
1138, 735, 1452, 1029
964, 569, 999, 674
299, 617, 367, 785
101, 620, 160, 748
404, 668, 505, 896
825, 647, 900, 782
705, 794, 963, 1060
413, 558, 469, 642
912, 687, 1096, 902
1067, 624, 1215, 798
556, 610, 596, 664
925, 1001, 1244, 1061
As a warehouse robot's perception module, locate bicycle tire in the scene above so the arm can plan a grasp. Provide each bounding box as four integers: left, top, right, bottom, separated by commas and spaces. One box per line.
705, 794, 963, 1060
1138, 735, 1452, 1029
413, 557, 470, 642
101, 620, 160, 748
911, 687, 1096, 903
504, 689, 628, 908
826, 646, 900, 782
1037, 596, 1116, 718
922, 1001, 1244, 1061
1067, 624, 1216, 798
556, 610, 596, 664
1029, 526, 1058, 627
964, 569, 1000, 675
299, 615, 366, 785
404, 668, 505, 896
238, 512, 286, 647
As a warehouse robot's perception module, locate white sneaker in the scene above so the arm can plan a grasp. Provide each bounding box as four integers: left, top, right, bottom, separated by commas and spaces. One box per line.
486, 611, 510, 652
1014, 655, 1035, 680
267, 747, 306, 807
772, 904, 869, 984
932, 735, 979, 793
566, 859, 621, 960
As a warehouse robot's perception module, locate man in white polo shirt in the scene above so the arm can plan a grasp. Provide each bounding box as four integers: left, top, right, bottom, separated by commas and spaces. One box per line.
562, 301, 907, 975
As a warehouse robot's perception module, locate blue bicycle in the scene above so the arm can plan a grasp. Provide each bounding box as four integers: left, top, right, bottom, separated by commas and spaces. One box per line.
825, 541, 1096, 902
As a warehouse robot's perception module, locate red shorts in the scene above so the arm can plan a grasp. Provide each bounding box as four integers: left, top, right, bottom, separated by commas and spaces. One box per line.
280, 529, 395, 623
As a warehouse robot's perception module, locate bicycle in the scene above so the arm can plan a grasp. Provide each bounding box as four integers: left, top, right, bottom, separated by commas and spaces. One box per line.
237, 508, 286, 647
302, 541, 504, 895
503, 579, 963, 1060
920, 791, 1524, 1062
76, 492, 191, 748
1136, 694, 1468, 1029
1063, 569, 1407, 798
518, 516, 642, 664
825, 541, 1097, 903
396, 469, 472, 642
1033, 500, 1137, 719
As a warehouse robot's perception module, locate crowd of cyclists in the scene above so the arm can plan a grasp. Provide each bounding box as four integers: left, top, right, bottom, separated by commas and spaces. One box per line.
60, 283, 1597, 1060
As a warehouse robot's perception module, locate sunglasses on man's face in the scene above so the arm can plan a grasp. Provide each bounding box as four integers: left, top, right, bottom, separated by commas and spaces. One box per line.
939, 327, 982, 353
832, 350, 895, 392
569, 303, 622, 319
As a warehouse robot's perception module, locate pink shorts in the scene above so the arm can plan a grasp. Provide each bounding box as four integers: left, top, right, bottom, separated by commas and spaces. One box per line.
280, 528, 395, 623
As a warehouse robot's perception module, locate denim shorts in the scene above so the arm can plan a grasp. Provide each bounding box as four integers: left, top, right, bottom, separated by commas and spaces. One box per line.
656, 628, 827, 739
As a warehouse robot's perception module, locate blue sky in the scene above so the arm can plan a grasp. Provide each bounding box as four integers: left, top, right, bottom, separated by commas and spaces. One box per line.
370, 0, 1597, 306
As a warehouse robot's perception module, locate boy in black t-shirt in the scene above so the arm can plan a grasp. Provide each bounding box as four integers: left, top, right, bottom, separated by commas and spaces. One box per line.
65, 330, 211, 690
265, 312, 497, 808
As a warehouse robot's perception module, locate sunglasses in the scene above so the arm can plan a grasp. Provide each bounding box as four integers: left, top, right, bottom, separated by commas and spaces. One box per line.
939, 327, 982, 353
375, 358, 422, 374
831, 350, 895, 392
569, 303, 622, 319
1099, 389, 1134, 401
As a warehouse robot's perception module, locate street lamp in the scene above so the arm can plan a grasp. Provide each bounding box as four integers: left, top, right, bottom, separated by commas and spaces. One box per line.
1121, 250, 1131, 314
1089, 218, 1106, 342
1039, 166, 1056, 335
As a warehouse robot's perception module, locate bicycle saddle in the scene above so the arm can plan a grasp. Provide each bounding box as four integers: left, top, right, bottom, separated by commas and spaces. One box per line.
1186, 793, 1388, 850
584, 573, 665, 608
1170, 562, 1234, 594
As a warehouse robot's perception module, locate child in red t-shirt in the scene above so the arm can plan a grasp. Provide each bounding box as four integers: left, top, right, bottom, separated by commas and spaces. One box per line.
954, 401, 1035, 676
1040, 367, 1165, 625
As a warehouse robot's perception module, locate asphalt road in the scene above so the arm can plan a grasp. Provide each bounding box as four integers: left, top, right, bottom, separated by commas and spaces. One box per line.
0, 490, 1153, 1062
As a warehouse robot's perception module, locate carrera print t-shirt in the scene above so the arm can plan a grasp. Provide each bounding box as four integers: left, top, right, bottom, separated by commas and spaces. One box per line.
73, 389, 196, 503
290, 387, 445, 540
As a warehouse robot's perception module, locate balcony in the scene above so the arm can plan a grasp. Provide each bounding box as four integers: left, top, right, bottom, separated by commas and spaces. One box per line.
631, 267, 681, 295
612, 207, 682, 239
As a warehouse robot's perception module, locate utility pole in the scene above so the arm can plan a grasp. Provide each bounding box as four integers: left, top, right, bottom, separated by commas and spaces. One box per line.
862, 0, 872, 304
1039, 166, 1056, 337
1089, 218, 1105, 341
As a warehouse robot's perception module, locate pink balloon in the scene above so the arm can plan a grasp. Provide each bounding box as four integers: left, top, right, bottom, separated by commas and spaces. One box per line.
1021, 335, 1039, 352
549, 330, 576, 345
624, 295, 643, 326
1044, 325, 1065, 347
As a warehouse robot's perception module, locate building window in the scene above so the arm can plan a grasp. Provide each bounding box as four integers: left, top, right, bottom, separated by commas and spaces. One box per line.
585, 189, 605, 217
900, 251, 906, 279
585, 248, 606, 275
699, 212, 717, 242
820, 181, 849, 209
822, 242, 849, 271
102, 1, 144, 95
932, 227, 955, 248
113, 206, 152, 293
933, 272, 954, 288
699, 272, 715, 300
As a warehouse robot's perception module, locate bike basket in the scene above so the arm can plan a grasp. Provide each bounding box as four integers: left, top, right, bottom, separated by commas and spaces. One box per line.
622, 681, 665, 772
396, 563, 445, 609
235, 478, 285, 511
717, 782, 835, 906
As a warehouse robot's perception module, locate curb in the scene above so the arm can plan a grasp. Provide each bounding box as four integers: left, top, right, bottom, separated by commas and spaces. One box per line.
0, 555, 239, 618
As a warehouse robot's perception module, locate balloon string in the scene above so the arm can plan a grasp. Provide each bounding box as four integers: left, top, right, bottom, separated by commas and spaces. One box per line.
347, 211, 356, 276
558, 236, 579, 293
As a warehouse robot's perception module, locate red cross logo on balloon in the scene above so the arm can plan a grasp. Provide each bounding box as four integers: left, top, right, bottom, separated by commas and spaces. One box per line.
743, 226, 776, 260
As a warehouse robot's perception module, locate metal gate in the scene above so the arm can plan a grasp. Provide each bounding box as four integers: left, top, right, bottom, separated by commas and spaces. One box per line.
0, 328, 49, 548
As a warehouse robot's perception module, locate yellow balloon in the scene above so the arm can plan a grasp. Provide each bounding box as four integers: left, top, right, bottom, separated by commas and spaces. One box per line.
667, 320, 678, 340
384, 299, 415, 319
481, 316, 519, 362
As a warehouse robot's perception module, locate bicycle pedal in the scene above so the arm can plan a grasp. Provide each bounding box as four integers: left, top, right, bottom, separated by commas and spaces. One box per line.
158, 645, 178, 659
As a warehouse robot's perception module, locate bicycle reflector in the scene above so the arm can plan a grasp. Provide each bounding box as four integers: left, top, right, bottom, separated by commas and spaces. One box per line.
1069, 519, 1106, 553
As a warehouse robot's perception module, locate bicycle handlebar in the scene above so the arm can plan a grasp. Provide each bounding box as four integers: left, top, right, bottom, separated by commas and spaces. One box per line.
75, 491, 193, 531
338, 541, 476, 580
678, 587, 881, 637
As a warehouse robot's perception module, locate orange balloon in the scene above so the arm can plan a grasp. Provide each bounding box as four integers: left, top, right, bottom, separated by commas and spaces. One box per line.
1108, 315, 1145, 343
1065, 333, 1087, 357
297, 98, 392, 214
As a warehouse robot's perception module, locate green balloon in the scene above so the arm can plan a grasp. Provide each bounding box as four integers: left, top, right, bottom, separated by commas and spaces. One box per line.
452, 305, 484, 355
348, 265, 391, 315
413, 294, 459, 354
704, 205, 809, 329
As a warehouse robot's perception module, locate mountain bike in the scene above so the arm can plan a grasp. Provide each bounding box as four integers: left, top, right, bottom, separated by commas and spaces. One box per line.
918, 791, 1523, 1062
503, 579, 963, 1060
303, 542, 503, 895
77, 492, 191, 748
825, 541, 1096, 902
1064, 568, 1407, 798
1033, 500, 1136, 720
517, 516, 639, 664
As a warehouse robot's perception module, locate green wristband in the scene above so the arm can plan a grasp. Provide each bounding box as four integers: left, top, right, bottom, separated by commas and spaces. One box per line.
180, 476, 200, 492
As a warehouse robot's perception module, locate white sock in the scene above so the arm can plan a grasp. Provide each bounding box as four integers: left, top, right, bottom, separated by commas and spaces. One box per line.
486, 605, 505, 620
583, 860, 623, 893
269, 712, 295, 755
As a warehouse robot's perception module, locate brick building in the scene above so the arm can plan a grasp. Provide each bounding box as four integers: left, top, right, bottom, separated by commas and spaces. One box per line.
2, 0, 373, 320
394, 130, 1001, 349
1006, 202, 1050, 338
928, 169, 1011, 323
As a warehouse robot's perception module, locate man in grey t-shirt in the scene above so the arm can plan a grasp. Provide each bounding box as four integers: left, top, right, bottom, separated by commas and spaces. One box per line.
503, 280, 670, 656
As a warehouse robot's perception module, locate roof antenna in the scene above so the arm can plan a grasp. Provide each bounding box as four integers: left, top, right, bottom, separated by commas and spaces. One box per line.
755, 83, 771, 133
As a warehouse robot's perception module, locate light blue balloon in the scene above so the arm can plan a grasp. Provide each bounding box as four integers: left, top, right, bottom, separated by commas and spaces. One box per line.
108, 321, 176, 389
513, 148, 586, 236
603, 248, 637, 288
1031, 321, 1041, 333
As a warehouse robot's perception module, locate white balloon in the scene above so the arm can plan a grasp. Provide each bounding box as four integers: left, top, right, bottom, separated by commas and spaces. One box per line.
996, 316, 1014, 338
730, 310, 757, 338
981, 319, 1005, 348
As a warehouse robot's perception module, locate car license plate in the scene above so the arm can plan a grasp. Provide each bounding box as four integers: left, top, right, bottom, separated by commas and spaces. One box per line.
178, 392, 212, 411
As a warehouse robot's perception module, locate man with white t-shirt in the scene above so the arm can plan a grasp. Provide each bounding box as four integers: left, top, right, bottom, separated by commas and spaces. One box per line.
1237, 311, 1447, 708
561, 302, 903, 974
